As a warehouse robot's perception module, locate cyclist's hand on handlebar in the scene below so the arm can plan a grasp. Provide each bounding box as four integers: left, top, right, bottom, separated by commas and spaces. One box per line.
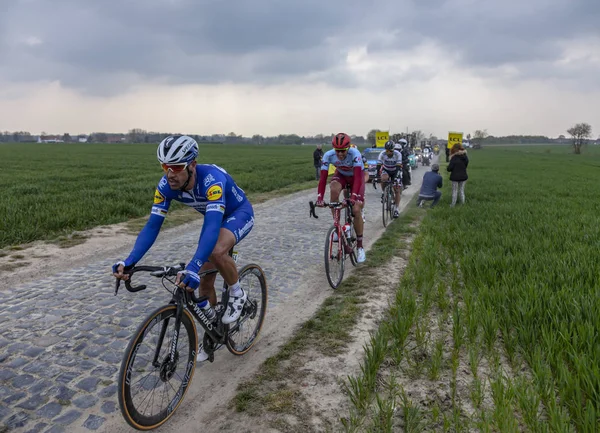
112, 261, 133, 281
350, 193, 362, 206
176, 270, 200, 292
315, 195, 325, 207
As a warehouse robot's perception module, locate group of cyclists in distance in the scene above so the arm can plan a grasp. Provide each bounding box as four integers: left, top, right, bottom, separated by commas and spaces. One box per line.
112, 132, 412, 362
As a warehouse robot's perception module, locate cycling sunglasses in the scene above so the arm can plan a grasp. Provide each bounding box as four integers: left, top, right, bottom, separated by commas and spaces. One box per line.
334, 148, 349, 153
161, 163, 188, 173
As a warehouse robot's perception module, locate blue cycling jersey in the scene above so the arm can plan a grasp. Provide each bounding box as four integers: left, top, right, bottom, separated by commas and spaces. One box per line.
125, 164, 249, 273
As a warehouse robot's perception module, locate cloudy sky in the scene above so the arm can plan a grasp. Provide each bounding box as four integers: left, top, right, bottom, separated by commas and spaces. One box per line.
1, 0, 599, 138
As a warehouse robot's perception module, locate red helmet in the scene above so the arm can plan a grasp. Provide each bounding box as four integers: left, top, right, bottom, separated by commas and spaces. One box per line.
332, 133, 351, 150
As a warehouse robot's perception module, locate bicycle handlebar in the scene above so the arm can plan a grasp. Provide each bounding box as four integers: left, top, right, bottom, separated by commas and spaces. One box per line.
114, 263, 186, 295
309, 200, 354, 219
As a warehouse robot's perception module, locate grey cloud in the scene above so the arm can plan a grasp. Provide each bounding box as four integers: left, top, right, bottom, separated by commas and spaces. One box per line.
0, 0, 599, 95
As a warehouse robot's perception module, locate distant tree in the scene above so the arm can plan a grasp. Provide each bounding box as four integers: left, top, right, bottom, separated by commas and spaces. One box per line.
472, 129, 488, 149
62, 133, 71, 142
127, 128, 147, 143
567, 123, 592, 154
251, 134, 264, 144
367, 129, 378, 147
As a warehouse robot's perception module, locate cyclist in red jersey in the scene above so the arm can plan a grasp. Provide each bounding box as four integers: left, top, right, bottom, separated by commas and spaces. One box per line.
315, 133, 366, 263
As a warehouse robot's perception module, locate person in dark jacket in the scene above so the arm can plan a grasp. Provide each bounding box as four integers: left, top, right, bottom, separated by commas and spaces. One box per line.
417, 164, 443, 208
447, 143, 469, 206
313, 144, 324, 180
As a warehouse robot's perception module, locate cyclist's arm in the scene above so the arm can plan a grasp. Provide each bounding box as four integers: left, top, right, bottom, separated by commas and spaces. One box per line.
124, 205, 169, 265
185, 206, 224, 273
351, 166, 363, 197
317, 162, 329, 199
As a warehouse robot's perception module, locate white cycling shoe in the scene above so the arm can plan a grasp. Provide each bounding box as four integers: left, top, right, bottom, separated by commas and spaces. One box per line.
197, 345, 209, 362
222, 289, 247, 324
357, 248, 366, 263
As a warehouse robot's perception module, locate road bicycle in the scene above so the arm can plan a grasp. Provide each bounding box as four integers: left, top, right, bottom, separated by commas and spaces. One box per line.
115, 250, 267, 430
309, 185, 359, 289
374, 175, 402, 227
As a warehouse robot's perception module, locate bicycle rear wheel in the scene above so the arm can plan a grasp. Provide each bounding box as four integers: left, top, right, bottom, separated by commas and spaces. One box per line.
324, 225, 345, 289
118, 305, 197, 430
227, 264, 268, 355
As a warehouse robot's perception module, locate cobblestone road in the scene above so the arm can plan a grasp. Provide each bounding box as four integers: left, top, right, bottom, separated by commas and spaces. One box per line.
0, 166, 429, 432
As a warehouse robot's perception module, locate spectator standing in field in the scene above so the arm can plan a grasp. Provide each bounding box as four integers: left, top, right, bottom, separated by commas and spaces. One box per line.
447, 143, 469, 206
416, 163, 443, 208
313, 144, 324, 180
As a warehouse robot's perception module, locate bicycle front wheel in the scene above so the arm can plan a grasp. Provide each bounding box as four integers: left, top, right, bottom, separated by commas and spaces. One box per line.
324, 225, 345, 289
387, 187, 395, 222
227, 264, 268, 356
118, 305, 197, 430
382, 186, 389, 227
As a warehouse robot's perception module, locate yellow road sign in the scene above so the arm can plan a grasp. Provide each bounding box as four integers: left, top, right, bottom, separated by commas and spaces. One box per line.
375, 131, 389, 148
448, 131, 463, 149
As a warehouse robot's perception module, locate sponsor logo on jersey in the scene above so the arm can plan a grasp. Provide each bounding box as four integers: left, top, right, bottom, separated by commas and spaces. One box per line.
153, 189, 165, 204
151, 206, 168, 217
206, 203, 225, 213
206, 184, 223, 201
236, 216, 254, 241
232, 186, 244, 202
203, 174, 215, 187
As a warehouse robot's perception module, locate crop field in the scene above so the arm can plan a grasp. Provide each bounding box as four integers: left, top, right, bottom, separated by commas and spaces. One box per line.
0, 142, 316, 249
341, 145, 600, 431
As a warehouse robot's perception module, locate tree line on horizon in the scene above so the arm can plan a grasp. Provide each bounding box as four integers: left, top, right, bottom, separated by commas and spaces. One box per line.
1, 124, 595, 151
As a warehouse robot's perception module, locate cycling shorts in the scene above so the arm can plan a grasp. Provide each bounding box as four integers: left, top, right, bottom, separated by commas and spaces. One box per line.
331, 170, 365, 202
223, 202, 255, 243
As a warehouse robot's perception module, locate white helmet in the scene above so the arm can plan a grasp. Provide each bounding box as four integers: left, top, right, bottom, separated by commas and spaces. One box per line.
399, 138, 408, 145
157, 135, 198, 164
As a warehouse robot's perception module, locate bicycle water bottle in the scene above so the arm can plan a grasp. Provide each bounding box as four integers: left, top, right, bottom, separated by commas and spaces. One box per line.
343, 224, 352, 240
197, 300, 216, 322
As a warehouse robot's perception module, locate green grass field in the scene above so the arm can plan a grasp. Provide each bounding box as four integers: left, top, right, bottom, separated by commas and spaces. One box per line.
0, 142, 317, 249
339, 145, 600, 431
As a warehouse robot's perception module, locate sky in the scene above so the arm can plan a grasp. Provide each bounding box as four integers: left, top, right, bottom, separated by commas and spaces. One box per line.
1, 0, 599, 138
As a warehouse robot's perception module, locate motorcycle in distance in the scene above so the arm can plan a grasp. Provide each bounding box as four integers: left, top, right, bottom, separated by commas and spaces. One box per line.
433, 144, 440, 155
422, 149, 432, 166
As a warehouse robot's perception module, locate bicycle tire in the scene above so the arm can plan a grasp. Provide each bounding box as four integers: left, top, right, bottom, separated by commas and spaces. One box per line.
324, 225, 345, 289
226, 264, 268, 355
382, 185, 389, 227
348, 222, 359, 267
387, 186, 394, 222
118, 305, 197, 430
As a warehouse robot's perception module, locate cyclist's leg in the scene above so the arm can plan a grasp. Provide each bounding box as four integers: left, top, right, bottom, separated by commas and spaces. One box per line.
329, 171, 344, 218
381, 171, 390, 184
199, 261, 219, 306
215, 204, 255, 324
392, 171, 402, 208
351, 176, 365, 246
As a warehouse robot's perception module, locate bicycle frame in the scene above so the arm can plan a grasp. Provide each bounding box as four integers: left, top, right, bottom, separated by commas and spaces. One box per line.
116, 250, 242, 366
309, 185, 356, 258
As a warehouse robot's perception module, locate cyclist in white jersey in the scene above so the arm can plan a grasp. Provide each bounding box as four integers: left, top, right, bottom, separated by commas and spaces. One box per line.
377, 141, 403, 218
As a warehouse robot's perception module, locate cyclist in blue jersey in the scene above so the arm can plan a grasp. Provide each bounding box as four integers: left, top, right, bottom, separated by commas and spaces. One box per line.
112, 135, 253, 361
316, 133, 366, 263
